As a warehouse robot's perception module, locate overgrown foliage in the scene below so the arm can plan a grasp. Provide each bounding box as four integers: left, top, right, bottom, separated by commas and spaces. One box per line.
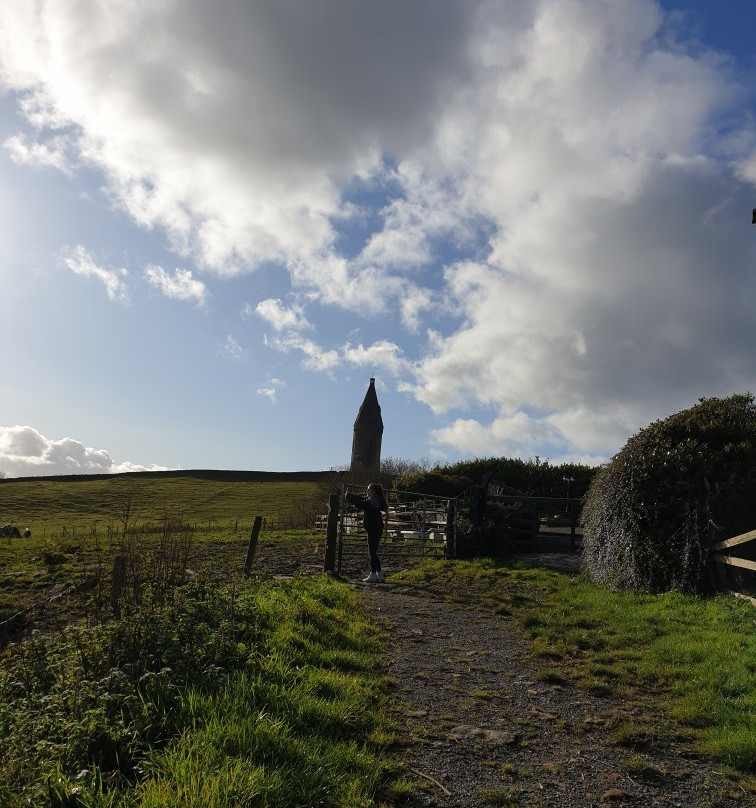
436, 456, 597, 498
394, 457, 597, 500
379, 456, 432, 481
0, 576, 393, 807
583, 393, 756, 593
392, 470, 475, 498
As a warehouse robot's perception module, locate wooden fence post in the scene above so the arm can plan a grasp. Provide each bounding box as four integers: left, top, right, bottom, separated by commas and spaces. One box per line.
569, 500, 577, 549
444, 499, 456, 559
111, 555, 127, 619
323, 493, 339, 573
244, 516, 263, 576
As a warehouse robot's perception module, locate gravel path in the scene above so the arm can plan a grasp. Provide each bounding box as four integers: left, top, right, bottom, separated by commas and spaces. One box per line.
359, 580, 741, 808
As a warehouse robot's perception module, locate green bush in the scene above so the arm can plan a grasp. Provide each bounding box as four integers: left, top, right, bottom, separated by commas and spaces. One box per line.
435, 456, 597, 498
0, 581, 254, 802
392, 471, 474, 498
582, 393, 756, 593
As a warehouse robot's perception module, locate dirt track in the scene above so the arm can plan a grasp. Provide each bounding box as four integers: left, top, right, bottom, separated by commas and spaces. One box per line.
359, 578, 741, 808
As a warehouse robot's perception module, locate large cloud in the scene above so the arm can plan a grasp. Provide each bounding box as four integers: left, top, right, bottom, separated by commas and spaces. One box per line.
2, 0, 755, 463
407, 0, 756, 458
0, 426, 170, 478
0, 0, 474, 281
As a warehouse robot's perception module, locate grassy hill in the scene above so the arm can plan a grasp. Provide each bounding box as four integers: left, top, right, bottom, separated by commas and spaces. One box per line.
0, 470, 338, 637
0, 469, 340, 535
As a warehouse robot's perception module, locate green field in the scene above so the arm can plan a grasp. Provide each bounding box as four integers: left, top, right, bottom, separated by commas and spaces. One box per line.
0, 469, 338, 535
0, 471, 339, 630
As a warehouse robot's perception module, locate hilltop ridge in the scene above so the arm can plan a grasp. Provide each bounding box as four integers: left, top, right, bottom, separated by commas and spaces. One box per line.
1, 468, 340, 484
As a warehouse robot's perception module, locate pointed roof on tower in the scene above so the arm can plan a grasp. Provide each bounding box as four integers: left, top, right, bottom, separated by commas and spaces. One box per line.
353, 377, 383, 429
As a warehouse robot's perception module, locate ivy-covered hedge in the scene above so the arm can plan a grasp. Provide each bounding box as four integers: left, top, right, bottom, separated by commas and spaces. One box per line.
582, 393, 756, 593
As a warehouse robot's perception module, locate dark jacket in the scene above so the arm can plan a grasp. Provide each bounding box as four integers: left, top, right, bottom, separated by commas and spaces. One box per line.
346, 492, 385, 535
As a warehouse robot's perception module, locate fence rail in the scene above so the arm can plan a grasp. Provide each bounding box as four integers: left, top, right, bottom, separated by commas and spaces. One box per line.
326, 486, 458, 575
710, 529, 756, 606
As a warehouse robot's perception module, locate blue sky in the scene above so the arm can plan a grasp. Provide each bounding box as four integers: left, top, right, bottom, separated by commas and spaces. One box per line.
1, 0, 755, 477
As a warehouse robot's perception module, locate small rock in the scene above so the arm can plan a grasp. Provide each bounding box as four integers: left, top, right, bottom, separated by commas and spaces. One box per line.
449, 725, 518, 746
602, 788, 632, 801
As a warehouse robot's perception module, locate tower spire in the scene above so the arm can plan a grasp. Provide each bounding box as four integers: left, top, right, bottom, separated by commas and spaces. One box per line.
350, 377, 383, 476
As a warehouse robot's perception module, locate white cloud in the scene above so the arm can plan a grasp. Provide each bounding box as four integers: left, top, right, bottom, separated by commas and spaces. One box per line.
256, 377, 286, 404
270, 335, 340, 373
431, 412, 566, 459
256, 388, 278, 404
737, 150, 756, 186
4, 132, 73, 174
221, 334, 247, 362
144, 264, 206, 305
430, 407, 630, 465
257, 387, 278, 404
342, 340, 410, 375
265, 333, 410, 377
254, 298, 312, 332
61, 245, 129, 302
399, 286, 435, 333
0, 426, 170, 478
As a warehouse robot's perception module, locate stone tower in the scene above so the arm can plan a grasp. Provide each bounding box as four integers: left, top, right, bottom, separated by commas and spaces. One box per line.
350, 377, 383, 476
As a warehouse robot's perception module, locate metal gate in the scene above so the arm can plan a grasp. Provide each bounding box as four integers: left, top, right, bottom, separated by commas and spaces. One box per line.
336, 485, 458, 576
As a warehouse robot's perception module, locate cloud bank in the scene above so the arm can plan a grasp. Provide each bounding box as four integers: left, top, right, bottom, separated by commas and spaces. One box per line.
2, 0, 756, 462
0, 426, 170, 478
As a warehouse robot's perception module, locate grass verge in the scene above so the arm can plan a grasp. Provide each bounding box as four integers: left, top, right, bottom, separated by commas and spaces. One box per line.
0, 574, 395, 807
0, 527, 325, 632
391, 558, 756, 775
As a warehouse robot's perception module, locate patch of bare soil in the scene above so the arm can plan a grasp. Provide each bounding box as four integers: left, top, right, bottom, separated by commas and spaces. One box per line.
359, 581, 743, 808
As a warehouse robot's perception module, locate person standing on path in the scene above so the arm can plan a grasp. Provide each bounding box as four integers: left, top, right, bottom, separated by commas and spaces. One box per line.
346, 483, 388, 583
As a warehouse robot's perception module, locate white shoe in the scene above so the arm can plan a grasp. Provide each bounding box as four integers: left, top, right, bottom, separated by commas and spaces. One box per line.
376, 571, 385, 582
362, 572, 379, 583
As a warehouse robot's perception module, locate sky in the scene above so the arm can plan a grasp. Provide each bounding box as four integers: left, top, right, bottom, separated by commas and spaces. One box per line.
1, 0, 755, 478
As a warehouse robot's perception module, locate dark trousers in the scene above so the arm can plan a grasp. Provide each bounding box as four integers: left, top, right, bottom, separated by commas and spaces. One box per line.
367, 527, 382, 573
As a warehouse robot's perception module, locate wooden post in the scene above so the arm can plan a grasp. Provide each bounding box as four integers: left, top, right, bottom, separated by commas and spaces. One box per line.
531, 498, 540, 546
323, 493, 339, 573
445, 499, 456, 558
111, 555, 127, 619
244, 516, 262, 576
569, 501, 577, 549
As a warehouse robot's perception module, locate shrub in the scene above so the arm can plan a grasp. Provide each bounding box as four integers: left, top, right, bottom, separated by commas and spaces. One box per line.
392, 471, 475, 498
582, 393, 756, 593
436, 456, 597, 498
